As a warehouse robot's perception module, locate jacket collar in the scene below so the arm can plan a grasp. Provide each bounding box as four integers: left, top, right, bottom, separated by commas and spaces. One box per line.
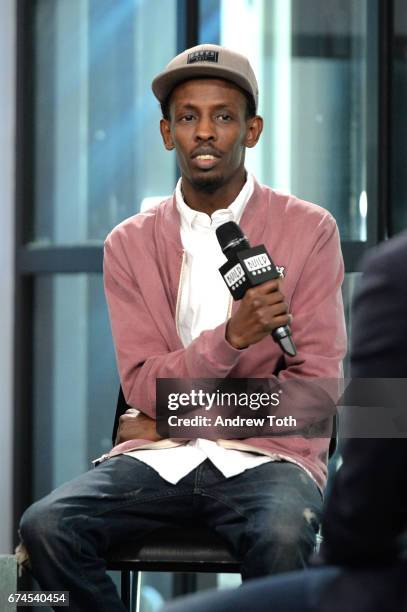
157, 174, 270, 253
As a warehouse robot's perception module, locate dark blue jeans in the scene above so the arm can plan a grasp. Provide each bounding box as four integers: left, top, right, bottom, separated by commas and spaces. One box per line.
19, 456, 322, 612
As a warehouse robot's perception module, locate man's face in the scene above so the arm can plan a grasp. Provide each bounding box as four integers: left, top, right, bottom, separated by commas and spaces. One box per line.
160, 78, 261, 193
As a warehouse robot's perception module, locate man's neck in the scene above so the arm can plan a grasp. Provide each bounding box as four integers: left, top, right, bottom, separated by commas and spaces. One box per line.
180, 170, 247, 216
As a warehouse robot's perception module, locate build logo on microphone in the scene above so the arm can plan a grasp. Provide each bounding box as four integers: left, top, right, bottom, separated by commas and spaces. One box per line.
242, 253, 285, 279
243, 253, 272, 275
224, 263, 246, 288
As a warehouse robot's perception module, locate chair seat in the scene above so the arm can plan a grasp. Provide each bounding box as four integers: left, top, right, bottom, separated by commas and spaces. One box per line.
106, 527, 241, 573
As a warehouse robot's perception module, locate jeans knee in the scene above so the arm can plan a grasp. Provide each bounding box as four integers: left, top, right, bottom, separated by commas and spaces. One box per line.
19, 498, 61, 547
268, 521, 310, 550
252, 508, 319, 553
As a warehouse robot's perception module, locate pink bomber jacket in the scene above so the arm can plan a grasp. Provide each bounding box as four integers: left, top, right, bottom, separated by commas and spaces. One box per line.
102, 177, 347, 490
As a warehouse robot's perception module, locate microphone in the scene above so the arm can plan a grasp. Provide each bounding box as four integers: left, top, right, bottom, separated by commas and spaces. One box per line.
216, 221, 296, 357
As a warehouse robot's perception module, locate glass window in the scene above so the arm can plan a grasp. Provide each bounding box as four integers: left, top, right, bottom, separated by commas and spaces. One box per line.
204, 0, 371, 241
32, 274, 117, 498
392, 0, 407, 234
31, 0, 176, 246
341, 272, 362, 377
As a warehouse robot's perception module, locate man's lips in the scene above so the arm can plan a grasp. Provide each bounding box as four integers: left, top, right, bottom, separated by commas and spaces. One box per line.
191, 150, 221, 169
194, 154, 218, 159
191, 155, 221, 169
191, 148, 221, 159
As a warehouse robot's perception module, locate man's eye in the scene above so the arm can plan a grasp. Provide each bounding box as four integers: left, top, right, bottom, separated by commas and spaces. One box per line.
180, 114, 195, 121
218, 114, 232, 121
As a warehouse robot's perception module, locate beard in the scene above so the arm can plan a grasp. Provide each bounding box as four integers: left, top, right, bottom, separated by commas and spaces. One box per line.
189, 171, 225, 194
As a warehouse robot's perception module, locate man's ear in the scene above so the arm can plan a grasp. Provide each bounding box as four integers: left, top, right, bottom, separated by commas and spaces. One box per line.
160, 118, 175, 150
245, 115, 263, 149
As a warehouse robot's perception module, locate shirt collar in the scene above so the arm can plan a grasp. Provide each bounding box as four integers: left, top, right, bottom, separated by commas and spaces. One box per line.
175, 173, 254, 231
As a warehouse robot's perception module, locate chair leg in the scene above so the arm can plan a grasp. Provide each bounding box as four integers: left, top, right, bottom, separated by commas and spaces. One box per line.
121, 569, 131, 610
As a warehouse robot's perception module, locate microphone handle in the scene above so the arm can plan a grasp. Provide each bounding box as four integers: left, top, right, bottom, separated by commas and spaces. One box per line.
271, 325, 297, 357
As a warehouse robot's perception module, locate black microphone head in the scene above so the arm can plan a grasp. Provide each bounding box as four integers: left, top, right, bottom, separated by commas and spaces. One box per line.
216, 221, 250, 256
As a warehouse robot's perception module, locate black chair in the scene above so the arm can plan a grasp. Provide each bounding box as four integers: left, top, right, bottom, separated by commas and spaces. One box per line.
106, 527, 241, 611
108, 386, 337, 610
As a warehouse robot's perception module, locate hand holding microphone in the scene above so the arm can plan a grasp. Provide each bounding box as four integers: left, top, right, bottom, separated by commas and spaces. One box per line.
225, 279, 292, 350
216, 221, 296, 356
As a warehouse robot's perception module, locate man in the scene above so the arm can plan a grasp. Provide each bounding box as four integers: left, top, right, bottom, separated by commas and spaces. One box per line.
163, 232, 407, 612
19, 44, 346, 611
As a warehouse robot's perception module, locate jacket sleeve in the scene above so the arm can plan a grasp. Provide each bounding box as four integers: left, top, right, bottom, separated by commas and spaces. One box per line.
281, 213, 347, 381
103, 236, 243, 418
268, 214, 347, 431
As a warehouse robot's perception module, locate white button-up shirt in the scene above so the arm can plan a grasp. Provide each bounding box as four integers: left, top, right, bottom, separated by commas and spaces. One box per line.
126, 174, 272, 484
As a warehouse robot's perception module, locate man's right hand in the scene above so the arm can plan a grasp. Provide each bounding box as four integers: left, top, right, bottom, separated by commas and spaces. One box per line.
226, 279, 292, 350
115, 409, 162, 444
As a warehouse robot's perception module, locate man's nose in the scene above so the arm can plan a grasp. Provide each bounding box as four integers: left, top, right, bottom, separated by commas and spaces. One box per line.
195, 116, 216, 140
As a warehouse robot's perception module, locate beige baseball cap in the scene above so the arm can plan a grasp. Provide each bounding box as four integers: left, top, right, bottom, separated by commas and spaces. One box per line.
152, 43, 259, 111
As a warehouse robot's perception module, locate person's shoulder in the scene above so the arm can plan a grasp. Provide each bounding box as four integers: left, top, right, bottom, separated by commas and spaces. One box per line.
104, 196, 172, 248
361, 231, 407, 276
258, 181, 337, 230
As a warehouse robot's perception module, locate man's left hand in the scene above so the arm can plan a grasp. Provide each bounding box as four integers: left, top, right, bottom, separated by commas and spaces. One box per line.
116, 409, 162, 444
